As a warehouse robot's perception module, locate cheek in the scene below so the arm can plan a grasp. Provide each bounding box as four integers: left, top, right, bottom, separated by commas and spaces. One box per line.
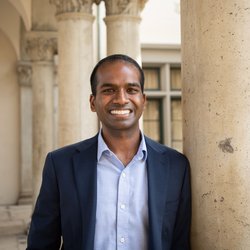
137, 97, 146, 109
94, 100, 106, 114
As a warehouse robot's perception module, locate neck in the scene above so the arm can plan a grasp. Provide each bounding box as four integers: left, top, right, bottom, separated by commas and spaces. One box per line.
101, 128, 142, 166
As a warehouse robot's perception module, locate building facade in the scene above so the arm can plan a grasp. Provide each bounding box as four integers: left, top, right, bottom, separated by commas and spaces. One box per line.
1, 0, 250, 249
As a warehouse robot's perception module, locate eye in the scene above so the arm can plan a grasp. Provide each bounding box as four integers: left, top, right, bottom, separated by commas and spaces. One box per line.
127, 88, 140, 94
102, 88, 115, 94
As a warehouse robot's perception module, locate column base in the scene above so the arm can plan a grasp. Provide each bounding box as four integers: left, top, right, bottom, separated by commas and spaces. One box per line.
18, 192, 33, 205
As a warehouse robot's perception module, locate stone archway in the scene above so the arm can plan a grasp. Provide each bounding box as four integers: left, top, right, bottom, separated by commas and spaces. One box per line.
8, 0, 31, 30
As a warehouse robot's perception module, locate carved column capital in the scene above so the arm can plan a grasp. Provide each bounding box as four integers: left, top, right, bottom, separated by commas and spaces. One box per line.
25, 32, 57, 61
17, 62, 32, 86
104, 0, 148, 16
50, 0, 95, 15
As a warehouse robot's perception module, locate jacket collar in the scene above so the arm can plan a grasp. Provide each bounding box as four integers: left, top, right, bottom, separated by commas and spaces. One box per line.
146, 137, 170, 250
72, 134, 98, 250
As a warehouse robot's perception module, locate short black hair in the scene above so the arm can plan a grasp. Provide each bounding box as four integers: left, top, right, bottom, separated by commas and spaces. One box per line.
90, 54, 145, 96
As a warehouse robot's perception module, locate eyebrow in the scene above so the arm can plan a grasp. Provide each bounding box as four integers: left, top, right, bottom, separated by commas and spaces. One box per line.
127, 82, 141, 88
99, 83, 115, 88
99, 82, 141, 88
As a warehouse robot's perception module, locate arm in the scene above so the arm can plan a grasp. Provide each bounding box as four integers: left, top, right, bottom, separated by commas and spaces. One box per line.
172, 158, 191, 250
27, 153, 62, 250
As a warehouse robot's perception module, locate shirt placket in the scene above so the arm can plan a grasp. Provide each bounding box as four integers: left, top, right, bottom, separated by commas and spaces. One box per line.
117, 167, 130, 250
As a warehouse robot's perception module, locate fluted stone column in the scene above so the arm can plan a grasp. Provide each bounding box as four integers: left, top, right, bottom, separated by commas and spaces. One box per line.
50, 0, 98, 147
104, 0, 148, 62
26, 32, 57, 203
181, 1, 250, 249
17, 62, 33, 205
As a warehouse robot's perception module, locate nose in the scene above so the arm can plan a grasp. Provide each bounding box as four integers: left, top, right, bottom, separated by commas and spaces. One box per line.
113, 89, 129, 105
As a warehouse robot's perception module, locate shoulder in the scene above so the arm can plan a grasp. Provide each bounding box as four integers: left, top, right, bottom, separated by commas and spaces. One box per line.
145, 136, 189, 166
48, 134, 98, 160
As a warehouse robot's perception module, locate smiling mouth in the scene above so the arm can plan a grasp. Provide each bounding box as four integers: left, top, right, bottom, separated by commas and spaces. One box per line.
110, 109, 131, 115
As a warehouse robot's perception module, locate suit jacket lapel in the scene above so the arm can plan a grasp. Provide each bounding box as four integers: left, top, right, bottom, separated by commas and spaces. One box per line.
146, 138, 169, 250
73, 136, 98, 250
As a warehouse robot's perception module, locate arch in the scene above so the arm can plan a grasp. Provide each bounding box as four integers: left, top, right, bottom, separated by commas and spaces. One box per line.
0, 0, 21, 59
8, 0, 31, 31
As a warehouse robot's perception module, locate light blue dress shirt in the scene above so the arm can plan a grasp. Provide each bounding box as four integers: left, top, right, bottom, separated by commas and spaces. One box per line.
94, 132, 149, 250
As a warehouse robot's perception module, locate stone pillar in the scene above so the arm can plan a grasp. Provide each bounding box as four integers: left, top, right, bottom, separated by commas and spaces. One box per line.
25, 32, 57, 203
181, 1, 250, 249
50, 0, 98, 147
104, 0, 148, 62
17, 62, 33, 205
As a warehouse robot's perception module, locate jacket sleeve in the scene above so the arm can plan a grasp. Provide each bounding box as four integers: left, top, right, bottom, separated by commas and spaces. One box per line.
171, 158, 191, 250
26, 152, 62, 250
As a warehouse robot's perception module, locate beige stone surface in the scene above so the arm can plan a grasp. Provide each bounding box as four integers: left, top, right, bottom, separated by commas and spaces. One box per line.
0, 204, 32, 236
25, 31, 57, 202
0, 30, 20, 205
0, 235, 27, 250
181, 0, 250, 249
31, 61, 54, 202
17, 62, 33, 205
0, 205, 31, 249
32, 0, 57, 31
0, 1, 21, 59
57, 13, 98, 147
105, 15, 142, 62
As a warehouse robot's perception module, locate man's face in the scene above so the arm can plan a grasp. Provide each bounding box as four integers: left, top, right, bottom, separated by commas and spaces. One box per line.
90, 60, 146, 133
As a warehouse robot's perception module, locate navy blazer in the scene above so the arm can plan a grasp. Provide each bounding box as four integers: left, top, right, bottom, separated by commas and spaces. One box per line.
27, 134, 191, 250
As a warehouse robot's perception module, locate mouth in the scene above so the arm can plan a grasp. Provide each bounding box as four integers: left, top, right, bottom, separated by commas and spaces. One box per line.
109, 109, 131, 115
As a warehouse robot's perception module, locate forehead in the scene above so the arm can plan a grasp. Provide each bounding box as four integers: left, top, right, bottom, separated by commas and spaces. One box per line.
96, 60, 140, 81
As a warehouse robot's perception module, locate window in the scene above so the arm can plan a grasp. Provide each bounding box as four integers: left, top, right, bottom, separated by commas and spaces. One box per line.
170, 67, 181, 90
143, 65, 183, 152
143, 68, 163, 143
171, 97, 182, 152
170, 67, 182, 152
143, 98, 163, 143
143, 68, 160, 90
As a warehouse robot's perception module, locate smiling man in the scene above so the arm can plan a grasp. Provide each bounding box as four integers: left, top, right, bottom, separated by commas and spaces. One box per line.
27, 54, 191, 250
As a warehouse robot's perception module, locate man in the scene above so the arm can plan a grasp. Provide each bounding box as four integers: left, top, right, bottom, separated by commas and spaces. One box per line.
27, 54, 191, 250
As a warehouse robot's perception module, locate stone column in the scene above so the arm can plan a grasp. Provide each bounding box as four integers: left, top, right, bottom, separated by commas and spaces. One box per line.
17, 62, 33, 205
181, 1, 250, 249
103, 0, 148, 62
26, 32, 57, 203
50, 0, 98, 147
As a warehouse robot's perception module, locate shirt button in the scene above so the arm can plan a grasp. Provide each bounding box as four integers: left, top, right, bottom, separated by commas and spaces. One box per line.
122, 172, 126, 178
120, 237, 125, 243
120, 204, 126, 210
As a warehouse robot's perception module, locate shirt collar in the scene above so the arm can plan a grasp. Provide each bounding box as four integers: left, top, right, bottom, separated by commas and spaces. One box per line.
97, 130, 147, 162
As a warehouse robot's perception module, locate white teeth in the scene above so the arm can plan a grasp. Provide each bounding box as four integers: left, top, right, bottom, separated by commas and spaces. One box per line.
110, 110, 130, 115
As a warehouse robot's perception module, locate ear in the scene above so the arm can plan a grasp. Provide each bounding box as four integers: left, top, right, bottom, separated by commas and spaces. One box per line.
89, 94, 96, 112
142, 94, 147, 110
